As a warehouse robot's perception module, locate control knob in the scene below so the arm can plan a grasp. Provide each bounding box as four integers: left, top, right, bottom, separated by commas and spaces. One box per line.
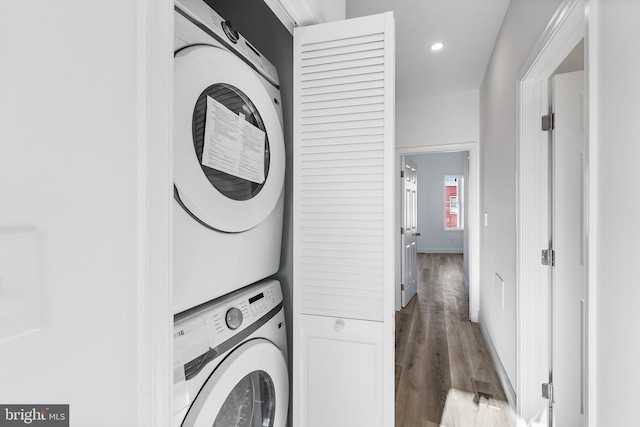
225, 307, 243, 330
222, 21, 239, 44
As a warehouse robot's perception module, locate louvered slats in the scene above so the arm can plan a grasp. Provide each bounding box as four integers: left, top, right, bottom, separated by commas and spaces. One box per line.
296, 26, 389, 322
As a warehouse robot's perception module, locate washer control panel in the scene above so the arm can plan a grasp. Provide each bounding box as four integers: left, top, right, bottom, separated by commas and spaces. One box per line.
175, 0, 279, 87
248, 285, 279, 317
173, 279, 283, 371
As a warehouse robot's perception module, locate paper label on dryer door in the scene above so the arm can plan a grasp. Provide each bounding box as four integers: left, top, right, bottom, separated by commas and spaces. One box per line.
201, 96, 266, 184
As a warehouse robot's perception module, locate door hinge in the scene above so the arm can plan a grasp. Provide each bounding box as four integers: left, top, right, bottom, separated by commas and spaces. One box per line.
401, 227, 405, 235
401, 283, 405, 291
542, 383, 554, 401
542, 113, 555, 131
401, 170, 405, 178
541, 248, 555, 266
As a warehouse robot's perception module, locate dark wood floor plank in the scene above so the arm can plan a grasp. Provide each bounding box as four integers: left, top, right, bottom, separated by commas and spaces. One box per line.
395, 342, 429, 426
446, 318, 476, 393
395, 311, 412, 363
395, 364, 402, 399
423, 304, 451, 424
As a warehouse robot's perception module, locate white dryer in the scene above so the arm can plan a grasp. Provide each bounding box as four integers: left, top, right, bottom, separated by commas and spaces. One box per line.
173, 0, 286, 314
173, 279, 288, 427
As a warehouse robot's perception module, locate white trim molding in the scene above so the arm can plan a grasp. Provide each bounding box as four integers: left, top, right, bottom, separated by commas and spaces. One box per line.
585, 2, 598, 424
262, 0, 345, 34
136, 0, 173, 425
418, 248, 463, 254
480, 322, 517, 409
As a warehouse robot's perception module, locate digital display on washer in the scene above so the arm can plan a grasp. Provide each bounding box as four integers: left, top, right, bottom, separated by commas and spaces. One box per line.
249, 293, 264, 304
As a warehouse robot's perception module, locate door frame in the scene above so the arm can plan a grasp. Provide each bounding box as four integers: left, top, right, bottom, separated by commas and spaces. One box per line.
137, 0, 174, 425
515, 0, 590, 423
396, 141, 480, 322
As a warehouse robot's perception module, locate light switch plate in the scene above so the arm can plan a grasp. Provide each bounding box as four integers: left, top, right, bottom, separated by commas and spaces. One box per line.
0, 229, 42, 341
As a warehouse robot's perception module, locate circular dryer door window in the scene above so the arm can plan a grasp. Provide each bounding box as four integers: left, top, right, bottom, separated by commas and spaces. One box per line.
174, 45, 285, 233
182, 339, 288, 427
192, 83, 271, 202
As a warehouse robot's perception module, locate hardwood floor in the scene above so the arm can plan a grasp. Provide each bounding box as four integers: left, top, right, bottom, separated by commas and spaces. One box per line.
395, 253, 515, 427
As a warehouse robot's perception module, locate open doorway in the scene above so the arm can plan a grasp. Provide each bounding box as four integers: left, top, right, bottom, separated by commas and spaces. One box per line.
396, 143, 480, 321
400, 151, 469, 308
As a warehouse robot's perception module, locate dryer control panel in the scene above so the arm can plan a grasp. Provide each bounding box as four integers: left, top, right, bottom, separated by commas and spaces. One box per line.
173, 279, 283, 380
175, 0, 280, 87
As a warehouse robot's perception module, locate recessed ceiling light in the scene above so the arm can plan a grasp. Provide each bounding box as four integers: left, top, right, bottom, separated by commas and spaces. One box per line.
430, 42, 444, 51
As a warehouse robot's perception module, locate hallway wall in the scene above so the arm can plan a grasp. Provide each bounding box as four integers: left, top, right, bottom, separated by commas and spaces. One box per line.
396, 90, 479, 149
478, 0, 564, 392
592, 0, 640, 424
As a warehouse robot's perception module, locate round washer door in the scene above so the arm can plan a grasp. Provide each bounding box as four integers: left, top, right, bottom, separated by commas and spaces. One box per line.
174, 45, 285, 233
183, 339, 288, 427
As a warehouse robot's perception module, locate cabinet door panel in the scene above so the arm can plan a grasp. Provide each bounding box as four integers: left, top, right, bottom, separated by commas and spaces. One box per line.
293, 11, 395, 427
300, 314, 383, 427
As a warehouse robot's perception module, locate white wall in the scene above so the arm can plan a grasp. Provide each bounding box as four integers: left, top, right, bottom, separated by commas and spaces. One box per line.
479, 0, 564, 391
409, 152, 467, 254
0, 1, 147, 424
396, 90, 479, 149
592, 0, 640, 424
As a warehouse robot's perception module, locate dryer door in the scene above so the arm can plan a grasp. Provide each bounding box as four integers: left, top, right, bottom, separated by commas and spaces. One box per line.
174, 45, 285, 233
182, 339, 288, 427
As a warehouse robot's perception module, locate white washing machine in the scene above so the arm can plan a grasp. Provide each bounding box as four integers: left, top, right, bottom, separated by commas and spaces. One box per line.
173, 279, 289, 427
173, 0, 286, 314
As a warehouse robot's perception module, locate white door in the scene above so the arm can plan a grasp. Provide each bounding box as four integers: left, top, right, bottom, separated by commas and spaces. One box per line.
550, 70, 586, 427
293, 12, 395, 427
401, 157, 418, 307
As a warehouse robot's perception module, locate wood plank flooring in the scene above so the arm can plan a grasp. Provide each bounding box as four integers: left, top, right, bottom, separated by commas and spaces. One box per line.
395, 253, 515, 427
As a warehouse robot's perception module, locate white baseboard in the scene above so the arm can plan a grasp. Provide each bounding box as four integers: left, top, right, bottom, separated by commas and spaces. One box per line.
478, 321, 517, 410
417, 248, 463, 254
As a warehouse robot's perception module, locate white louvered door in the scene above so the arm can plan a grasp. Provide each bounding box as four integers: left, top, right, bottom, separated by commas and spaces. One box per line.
293, 13, 395, 427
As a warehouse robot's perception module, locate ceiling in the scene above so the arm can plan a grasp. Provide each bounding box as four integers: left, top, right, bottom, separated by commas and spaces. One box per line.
346, 0, 512, 101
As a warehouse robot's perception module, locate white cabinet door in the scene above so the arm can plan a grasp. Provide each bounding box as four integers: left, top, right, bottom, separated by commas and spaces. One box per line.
298, 314, 384, 427
293, 12, 395, 427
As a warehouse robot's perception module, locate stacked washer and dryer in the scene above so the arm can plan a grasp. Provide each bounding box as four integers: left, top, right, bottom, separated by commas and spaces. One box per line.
172, 0, 288, 425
